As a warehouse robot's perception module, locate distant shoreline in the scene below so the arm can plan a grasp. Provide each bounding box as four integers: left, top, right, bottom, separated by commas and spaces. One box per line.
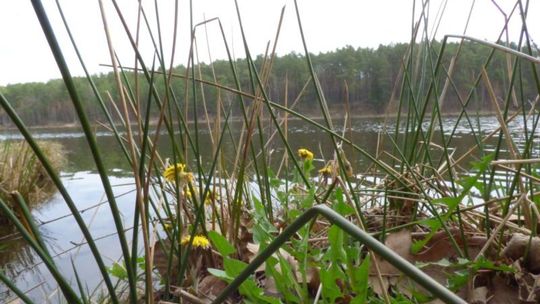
1, 110, 506, 132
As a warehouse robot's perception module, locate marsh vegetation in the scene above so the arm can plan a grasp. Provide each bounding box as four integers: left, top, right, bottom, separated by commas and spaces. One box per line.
1, 0, 540, 303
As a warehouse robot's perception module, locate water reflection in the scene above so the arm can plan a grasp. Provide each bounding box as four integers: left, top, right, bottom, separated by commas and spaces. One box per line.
0, 172, 136, 301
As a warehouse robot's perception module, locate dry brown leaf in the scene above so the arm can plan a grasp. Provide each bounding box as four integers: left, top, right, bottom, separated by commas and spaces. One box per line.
154, 239, 178, 284
263, 276, 280, 297
489, 275, 520, 304
470, 286, 488, 304
368, 230, 413, 297
413, 229, 486, 262
503, 233, 540, 274
197, 275, 228, 301
306, 266, 321, 294
368, 275, 390, 297
371, 229, 413, 275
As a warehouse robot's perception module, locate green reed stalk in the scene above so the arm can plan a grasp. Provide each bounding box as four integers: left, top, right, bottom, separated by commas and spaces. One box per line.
9, 193, 51, 260
54, 0, 132, 165
0, 91, 118, 303
71, 259, 90, 304
30, 0, 137, 301
0, 197, 81, 303
0, 271, 33, 304
176, 105, 235, 286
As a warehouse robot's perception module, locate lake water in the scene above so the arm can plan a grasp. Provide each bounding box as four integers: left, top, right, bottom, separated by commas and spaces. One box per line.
0, 114, 536, 302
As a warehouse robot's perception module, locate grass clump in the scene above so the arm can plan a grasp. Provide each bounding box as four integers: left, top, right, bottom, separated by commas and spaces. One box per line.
0, 141, 64, 224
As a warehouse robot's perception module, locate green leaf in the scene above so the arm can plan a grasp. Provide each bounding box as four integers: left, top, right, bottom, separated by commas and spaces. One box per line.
335, 187, 344, 205
411, 218, 441, 254
301, 188, 316, 209
433, 196, 460, 210
327, 225, 346, 263
277, 255, 302, 302
208, 231, 235, 257
252, 196, 277, 245
352, 255, 370, 302
416, 258, 452, 269
334, 187, 355, 216
320, 264, 344, 303
136, 256, 146, 270
303, 158, 314, 176
107, 262, 127, 280
223, 257, 247, 277
471, 256, 514, 273
448, 270, 469, 291
345, 246, 360, 267
472, 154, 494, 172
222, 258, 280, 304
207, 268, 232, 282
266, 256, 302, 302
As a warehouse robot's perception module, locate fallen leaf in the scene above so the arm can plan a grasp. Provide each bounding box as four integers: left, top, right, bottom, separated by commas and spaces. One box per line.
370, 229, 413, 276
413, 228, 486, 262
198, 275, 228, 300
470, 286, 488, 304
489, 274, 520, 304
368, 230, 413, 297
503, 233, 540, 274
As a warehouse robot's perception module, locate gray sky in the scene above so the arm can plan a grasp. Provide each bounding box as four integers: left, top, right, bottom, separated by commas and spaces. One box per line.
0, 0, 538, 86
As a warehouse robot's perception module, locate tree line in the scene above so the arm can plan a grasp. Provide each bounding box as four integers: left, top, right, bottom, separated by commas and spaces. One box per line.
0, 41, 538, 126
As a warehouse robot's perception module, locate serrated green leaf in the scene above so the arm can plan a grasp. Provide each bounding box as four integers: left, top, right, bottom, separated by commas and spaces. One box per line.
448, 270, 469, 291
208, 230, 235, 257
328, 225, 346, 263
320, 264, 344, 303
352, 255, 370, 302
334, 188, 355, 216
433, 196, 460, 209
472, 256, 515, 272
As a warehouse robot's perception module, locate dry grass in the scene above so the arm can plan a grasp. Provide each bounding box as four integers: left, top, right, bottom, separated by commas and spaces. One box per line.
0, 141, 65, 223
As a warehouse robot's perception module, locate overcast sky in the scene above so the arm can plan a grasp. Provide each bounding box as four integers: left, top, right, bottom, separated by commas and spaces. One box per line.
0, 0, 538, 86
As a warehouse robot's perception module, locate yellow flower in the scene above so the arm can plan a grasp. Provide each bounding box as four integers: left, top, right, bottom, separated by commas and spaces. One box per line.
183, 185, 197, 199
164, 163, 193, 183
204, 190, 217, 205
318, 164, 333, 177
182, 187, 216, 205
298, 148, 314, 160
180, 235, 210, 249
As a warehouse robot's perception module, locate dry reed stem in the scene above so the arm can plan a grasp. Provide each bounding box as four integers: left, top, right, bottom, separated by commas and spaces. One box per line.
474, 193, 525, 260
495, 164, 540, 184
492, 158, 540, 165
98, 1, 154, 301
482, 68, 533, 229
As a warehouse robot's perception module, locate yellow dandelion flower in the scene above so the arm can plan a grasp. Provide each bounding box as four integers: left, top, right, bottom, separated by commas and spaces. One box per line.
183, 185, 198, 199
180, 235, 210, 249
318, 164, 333, 177
204, 190, 216, 205
298, 148, 314, 160
164, 163, 193, 183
